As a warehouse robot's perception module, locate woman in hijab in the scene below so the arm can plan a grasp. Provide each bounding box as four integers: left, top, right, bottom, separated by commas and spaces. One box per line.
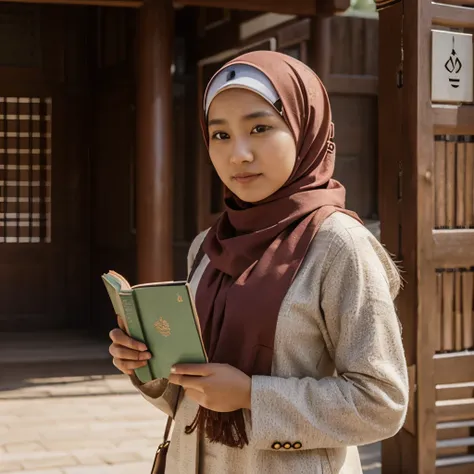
109, 51, 409, 474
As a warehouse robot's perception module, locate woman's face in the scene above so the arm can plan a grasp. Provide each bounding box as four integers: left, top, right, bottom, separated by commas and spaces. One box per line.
207, 88, 297, 203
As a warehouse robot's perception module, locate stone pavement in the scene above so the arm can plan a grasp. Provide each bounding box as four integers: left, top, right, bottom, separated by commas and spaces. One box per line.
0, 372, 167, 473
0, 332, 381, 473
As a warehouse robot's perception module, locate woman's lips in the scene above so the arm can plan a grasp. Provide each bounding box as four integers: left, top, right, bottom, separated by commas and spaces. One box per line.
232, 173, 262, 184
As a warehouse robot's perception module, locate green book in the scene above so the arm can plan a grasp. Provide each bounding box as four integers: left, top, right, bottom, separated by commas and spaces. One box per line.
102, 270, 207, 383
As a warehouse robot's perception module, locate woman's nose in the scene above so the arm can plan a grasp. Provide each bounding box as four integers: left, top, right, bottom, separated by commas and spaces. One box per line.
230, 141, 254, 165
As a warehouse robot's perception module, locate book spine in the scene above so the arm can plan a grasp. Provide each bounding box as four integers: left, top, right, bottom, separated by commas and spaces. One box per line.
119, 292, 154, 383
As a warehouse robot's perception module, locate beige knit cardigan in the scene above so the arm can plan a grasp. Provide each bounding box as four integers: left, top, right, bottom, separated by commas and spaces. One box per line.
131, 212, 409, 474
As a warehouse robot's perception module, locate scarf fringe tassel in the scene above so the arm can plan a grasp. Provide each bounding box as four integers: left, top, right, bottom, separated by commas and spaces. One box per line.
185, 407, 249, 449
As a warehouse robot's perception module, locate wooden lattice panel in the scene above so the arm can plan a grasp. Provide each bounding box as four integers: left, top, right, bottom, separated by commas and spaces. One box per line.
434, 351, 474, 472
434, 136, 474, 230
0, 97, 51, 243
436, 268, 474, 353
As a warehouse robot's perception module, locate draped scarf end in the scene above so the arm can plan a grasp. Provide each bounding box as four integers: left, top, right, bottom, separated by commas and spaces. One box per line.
185, 407, 249, 449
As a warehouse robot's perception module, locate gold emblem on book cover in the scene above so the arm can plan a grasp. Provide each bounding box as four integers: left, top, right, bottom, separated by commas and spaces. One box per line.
154, 317, 171, 337
177, 293, 183, 303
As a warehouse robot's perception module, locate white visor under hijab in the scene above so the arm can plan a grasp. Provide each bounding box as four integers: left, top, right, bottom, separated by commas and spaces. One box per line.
204, 64, 281, 118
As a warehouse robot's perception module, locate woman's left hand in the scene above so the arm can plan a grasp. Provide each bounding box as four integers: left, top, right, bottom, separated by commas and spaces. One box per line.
168, 363, 251, 413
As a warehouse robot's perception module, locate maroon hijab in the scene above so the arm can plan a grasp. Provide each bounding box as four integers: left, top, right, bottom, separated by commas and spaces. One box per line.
186, 51, 361, 447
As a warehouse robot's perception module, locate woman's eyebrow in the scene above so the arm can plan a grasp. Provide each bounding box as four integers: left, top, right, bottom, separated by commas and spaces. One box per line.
243, 111, 274, 120
208, 110, 274, 127
208, 118, 227, 126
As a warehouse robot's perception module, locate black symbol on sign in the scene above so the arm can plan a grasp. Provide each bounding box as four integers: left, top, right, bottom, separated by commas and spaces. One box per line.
444, 36, 462, 89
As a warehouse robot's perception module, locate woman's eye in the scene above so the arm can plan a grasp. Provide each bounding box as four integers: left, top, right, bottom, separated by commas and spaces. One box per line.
211, 132, 229, 141
251, 125, 272, 134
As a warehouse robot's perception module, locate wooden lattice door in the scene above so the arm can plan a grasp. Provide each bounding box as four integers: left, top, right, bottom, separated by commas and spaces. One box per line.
0, 4, 91, 332
378, 1, 474, 473
0, 84, 70, 331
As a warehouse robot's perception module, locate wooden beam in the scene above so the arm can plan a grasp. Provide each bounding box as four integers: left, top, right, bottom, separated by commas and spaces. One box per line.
178, 0, 316, 15
433, 230, 474, 267
0, 0, 350, 10
277, 18, 311, 48
433, 105, 474, 135
434, 352, 474, 385
0, 0, 142, 6
136, 0, 174, 282
177, 0, 350, 16
432, 2, 474, 29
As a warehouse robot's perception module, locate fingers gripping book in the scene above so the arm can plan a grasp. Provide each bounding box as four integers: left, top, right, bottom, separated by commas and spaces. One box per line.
102, 271, 207, 383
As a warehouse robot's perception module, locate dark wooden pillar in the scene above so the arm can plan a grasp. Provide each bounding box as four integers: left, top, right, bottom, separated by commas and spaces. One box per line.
136, 0, 174, 283
310, 15, 331, 83
378, 3, 419, 473
311, 1, 348, 82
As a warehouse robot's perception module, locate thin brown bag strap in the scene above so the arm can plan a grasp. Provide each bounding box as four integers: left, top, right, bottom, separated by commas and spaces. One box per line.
163, 417, 173, 444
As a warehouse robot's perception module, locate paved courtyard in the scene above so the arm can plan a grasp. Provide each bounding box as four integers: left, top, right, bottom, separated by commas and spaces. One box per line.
0, 332, 381, 473
0, 372, 166, 473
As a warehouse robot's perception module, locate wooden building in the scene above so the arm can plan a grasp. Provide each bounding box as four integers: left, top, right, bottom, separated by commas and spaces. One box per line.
0, 0, 379, 332
0, 0, 473, 472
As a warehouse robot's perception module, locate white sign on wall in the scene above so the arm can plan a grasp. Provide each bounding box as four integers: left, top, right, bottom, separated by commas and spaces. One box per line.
432, 30, 473, 103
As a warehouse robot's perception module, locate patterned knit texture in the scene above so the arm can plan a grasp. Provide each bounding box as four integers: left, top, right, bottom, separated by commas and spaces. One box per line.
131, 212, 409, 474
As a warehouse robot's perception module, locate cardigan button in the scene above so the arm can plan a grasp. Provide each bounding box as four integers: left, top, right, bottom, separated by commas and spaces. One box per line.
283, 442, 292, 450
272, 442, 282, 450
293, 442, 302, 450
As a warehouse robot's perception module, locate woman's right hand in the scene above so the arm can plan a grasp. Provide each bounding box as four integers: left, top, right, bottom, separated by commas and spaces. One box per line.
109, 315, 152, 375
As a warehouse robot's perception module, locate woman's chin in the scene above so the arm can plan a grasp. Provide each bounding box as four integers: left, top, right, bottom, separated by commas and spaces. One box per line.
231, 188, 272, 204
